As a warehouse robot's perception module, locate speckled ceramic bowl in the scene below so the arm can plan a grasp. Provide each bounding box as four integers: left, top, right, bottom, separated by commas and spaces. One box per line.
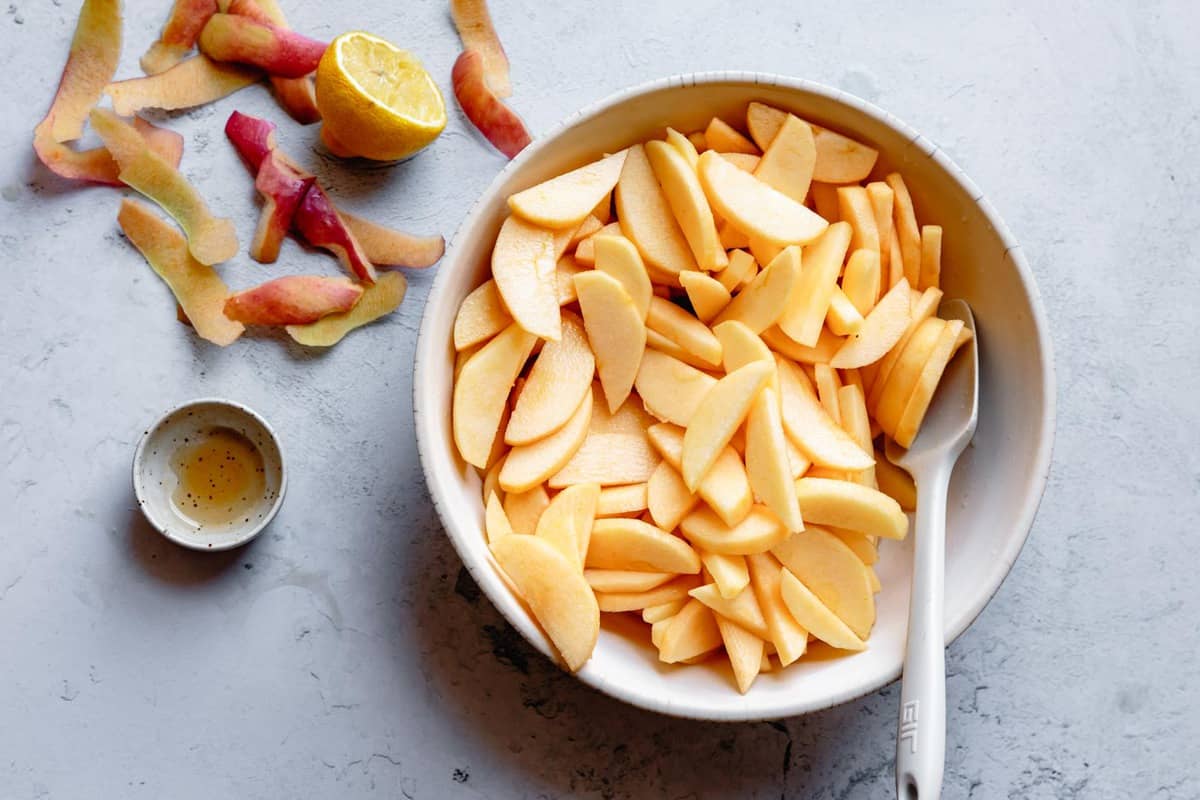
414, 72, 1055, 720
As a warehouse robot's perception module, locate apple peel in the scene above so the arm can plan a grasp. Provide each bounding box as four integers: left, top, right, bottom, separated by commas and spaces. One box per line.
198, 13, 327, 79
224, 275, 364, 326
117, 199, 243, 347
107, 55, 259, 117
35, 117, 183, 185
225, 0, 320, 123
140, 0, 219, 75
450, 0, 511, 98
224, 109, 277, 170
340, 212, 444, 268
293, 185, 377, 283
251, 150, 315, 263
451, 49, 531, 159
287, 271, 406, 347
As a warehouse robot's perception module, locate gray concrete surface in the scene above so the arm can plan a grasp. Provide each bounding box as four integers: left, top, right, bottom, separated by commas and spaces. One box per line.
2, 1, 1198, 797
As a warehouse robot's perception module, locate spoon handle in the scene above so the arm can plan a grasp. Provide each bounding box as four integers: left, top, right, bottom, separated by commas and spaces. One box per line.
896, 465, 950, 800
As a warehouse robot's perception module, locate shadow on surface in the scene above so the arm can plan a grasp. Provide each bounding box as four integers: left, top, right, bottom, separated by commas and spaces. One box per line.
126, 507, 246, 585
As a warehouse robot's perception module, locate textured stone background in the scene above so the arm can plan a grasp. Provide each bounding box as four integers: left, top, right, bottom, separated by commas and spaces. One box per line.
2, 1, 1198, 798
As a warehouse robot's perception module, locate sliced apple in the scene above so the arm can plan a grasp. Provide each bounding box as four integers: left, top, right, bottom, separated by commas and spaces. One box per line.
680, 504, 787, 555
745, 388, 804, 532
658, 598, 723, 663
250, 149, 314, 262
615, 144, 698, 276
753, 113, 815, 203
490, 534, 599, 672
697, 150, 828, 247
745, 101, 786, 150
689, 581, 767, 639
842, 248, 882, 316
198, 13, 326, 78
716, 617, 764, 694
814, 363, 842, 424
775, 355, 874, 470
776, 220, 851, 346
534, 481, 599, 568
885, 172, 922, 287
892, 318, 964, 447
484, 491, 513, 543
574, 271, 645, 413
646, 460, 698, 532
718, 218, 751, 250
340, 212, 444, 268
593, 234, 652, 319
224, 275, 362, 325
492, 215, 560, 340
681, 360, 772, 489
506, 312, 595, 444
779, 569, 866, 651
793, 477, 908, 540
595, 483, 649, 517
837, 384, 876, 488
500, 388, 593, 494
286, 271, 405, 346
508, 149, 628, 230
117, 199, 243, 346
91, 108, 238, 266
812, 127, 879, 184
596, 574, 703, 614
826, 287, 865, 337
698, 551, 751, 601
648, 423, 752, 528
645, 140, 727, 272
866, 287, 944, 411
713, 248, 757, 293
712, 245, 801, 333
920, 224, 942, 291
585, 518, 701, 574
585, 570, 673, 594
634, 348, 716, 427
771, 526, 875, 639
453, 322, 536, 468
745, 552, 808, 665
830, 527, 878, 565
686, 131, 708, 153
665, 127, 700, 169
109, 56, 257, 117
837, 185, 880, 258
830, 277, 912, 368
645, 296, 722, 367
873, 316, 946, 433
642, 598, 688, 624
451, 48, 530, 159
679, 270, 732, 323
449, 0, 511, 97
293, 185, 377, 283
721, 153, 761, 172
503, 484, 549, 533
705, 117, 758, 155
874, 453, 916, 511
550, 387, 659, 487
866, 182, 894, 280
571, 221, 618, 266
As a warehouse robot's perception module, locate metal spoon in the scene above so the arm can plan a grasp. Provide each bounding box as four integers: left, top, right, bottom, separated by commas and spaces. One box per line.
886, 299, 979, 800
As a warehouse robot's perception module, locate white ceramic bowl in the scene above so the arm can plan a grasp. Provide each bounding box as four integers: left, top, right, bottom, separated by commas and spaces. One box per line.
414, 72, 1055, 720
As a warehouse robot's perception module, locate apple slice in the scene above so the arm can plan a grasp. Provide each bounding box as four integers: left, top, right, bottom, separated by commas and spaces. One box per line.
109, 55, 258, 117
920, 224, 942, 291
508, 150, 628, 230
874, 452, 916, 511
453, 280, 510, 350
866, 182, 894, 280
223, 275, 362, 325
646, 460, 698, 532
873, 317, 946, 433
451, 48, 530, 159
250, 150, 314, 262
490, 534, 599, 672
648, 424, 752, 528
837, 384, 876, 488
453, 323, 536, 468
679, 271, 731, 323
830, 277, 912, 368
658, 599, 722, 663
689, 582, 767, 639
550, 387, 659, 488
642, 598, 687, 624
484, 491, 512, 544
826, 287, 865, 337
718, 218, 750, 250
574, 271, 646, 413
697, 150, 828, 247
745, 552, 808, 666
645, 140, 727, 272
842, 248, 882, 316
753, 113, 815, 204
886, 173, 922, 287
596, 483, 649, 517
499, 389, 592, 494
712, 245, 801, 334
813, 363, 842, 423
812, 127, 879, 184
91, 108, 238, 265
681, 360, 773, 489
593, 234, 652, 319
746, 234, 783, 271
716, 617, 764, 694
503, 484, 549, 534
117, 199, 244, 346
776, 221, 851, 346
793, 477, 908, 540
837, 186, 880, 258
534, 482, 599, 568
775, 356, 874, 470
585, 518, 701, 574
713, 248, 756, 293
198, 13, 326, 78
720, 153, 761, 172
772, 526, 875, 639
286, 271, 406, 347
634, 348, 717, 427
585, 570, 672, 594
699, 552, 751, 600
779, 569, 866, 651
713, 319, 774, 380
645, 296, 722, 367
337, 212, 444, 268
596, 574, 703, 613
506, 312, 595, 445
492, 215, 560, 340
866, 287, 944, 411
704, 117, 758, 155
679, 504, 787, 556
892, 318, 963, 446
745, 101, 786, 150
140, 0, 218, 74
810, 181, 840, 222
571, 221, 619, 266
615, 144, 698, 276
745, 388, 804, 533
665, 127, 700, 169
293, 185, 377, 283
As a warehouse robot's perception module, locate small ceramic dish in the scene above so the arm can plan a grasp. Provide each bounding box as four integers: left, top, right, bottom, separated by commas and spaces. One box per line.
132, 398, 286, 551
414, 72, 1056, 720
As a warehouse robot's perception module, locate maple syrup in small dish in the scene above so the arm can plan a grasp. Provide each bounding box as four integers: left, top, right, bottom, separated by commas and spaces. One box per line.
133, 399, 286, 551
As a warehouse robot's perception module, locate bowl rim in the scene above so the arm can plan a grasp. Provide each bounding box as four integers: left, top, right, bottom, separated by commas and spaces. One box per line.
414, 70, 1056, 721
131, 396, 288, 552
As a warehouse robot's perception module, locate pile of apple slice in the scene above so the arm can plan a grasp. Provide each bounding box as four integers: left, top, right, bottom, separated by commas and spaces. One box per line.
451, 102, 971, 692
